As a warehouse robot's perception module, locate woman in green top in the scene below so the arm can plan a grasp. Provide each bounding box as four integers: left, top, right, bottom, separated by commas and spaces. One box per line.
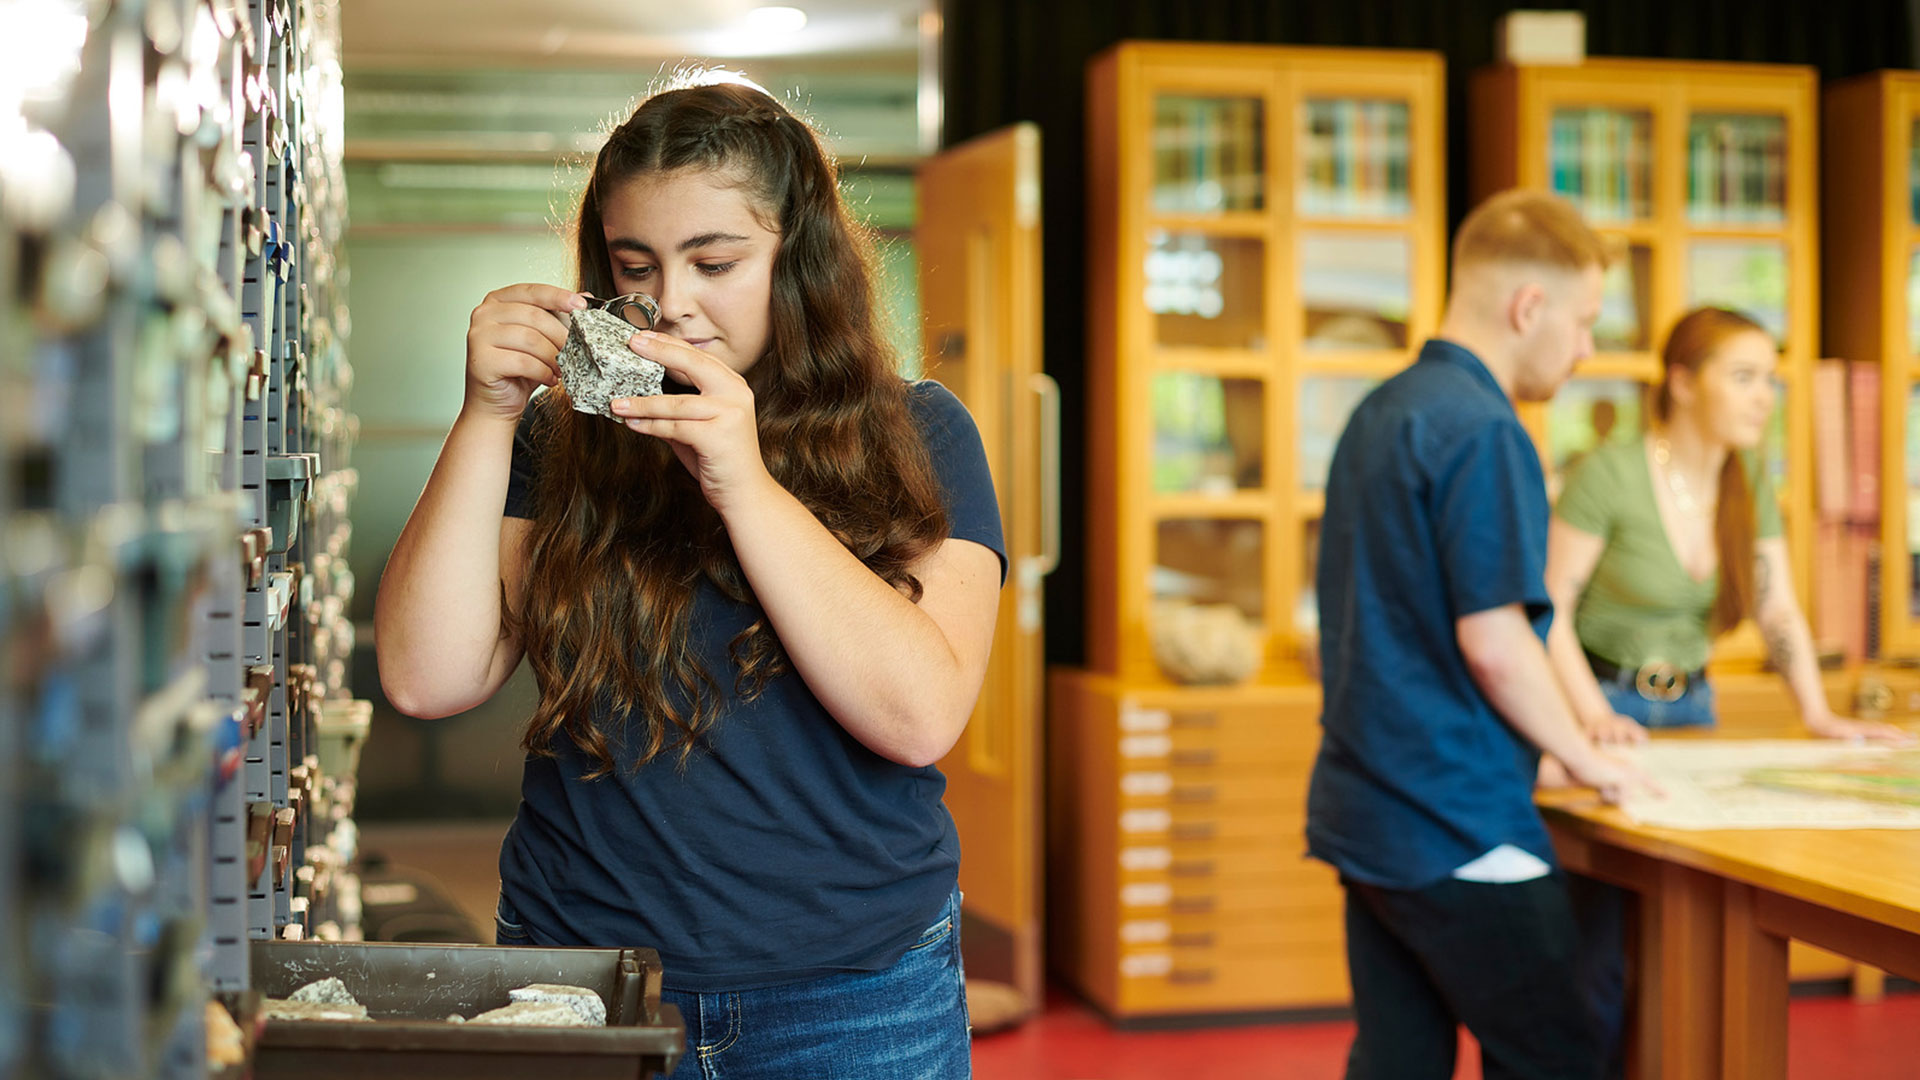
1545, 306, 1908, 743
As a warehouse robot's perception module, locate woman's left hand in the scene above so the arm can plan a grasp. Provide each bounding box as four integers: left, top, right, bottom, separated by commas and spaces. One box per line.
1804, 713, 1919, 744
609, 331, 772, 513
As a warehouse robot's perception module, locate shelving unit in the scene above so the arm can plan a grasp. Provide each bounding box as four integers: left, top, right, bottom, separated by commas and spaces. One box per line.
1052, 40, 1445, 1020
0, 1, 363, 1074
1824, 70, 1920, 662
1469, 59, 1819, 663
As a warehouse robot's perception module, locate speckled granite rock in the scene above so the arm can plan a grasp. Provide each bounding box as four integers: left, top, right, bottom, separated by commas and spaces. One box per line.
262, 998, 370, 1022
508, 983, 607, 1026
558, 307, 665, 418
468, 1000, 597, 1027
288, 977, 358, 1006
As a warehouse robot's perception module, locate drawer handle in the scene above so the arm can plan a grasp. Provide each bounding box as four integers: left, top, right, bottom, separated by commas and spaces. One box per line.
1172, 785, 1217, 804
1170, 712, 1219, 729
1169, 968, 1216, 985
1171, 932, 1216, 948
1172, 896, 1216, 915
1170, 860, 1216, 878
1170, 823, 1216, 841
1170, 749, 1216, 767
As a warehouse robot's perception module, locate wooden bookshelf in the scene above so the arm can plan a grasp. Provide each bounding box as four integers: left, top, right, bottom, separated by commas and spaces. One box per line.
1053, 40, 1445, 1020
1824, 71, 1920, 661
1470, 59, 1819, 667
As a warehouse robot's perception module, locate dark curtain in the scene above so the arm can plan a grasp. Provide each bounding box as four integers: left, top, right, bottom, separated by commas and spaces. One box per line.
939, 0, 1915, 667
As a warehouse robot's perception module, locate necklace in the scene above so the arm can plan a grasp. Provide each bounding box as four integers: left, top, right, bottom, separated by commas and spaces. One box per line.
1652, 437, 1715, 519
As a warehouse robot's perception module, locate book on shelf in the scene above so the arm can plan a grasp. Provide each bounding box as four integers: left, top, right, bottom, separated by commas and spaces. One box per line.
1686, 114, 1787, 225
1547, 108, 1649, 222
1812, 360, 1849, 522
1300, 99, 1410, 218
1849, 361, 1881, 525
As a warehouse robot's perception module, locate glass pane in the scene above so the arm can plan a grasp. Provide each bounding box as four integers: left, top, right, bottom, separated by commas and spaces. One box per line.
1298, 377, 1379, 490
1152, 95, 1265, 214
1298, 517, 1322, 633
1146, 232, 1266, 350
1912, 119, 1920, 227
1688, 240, 1789, 346
1909, 246, 1920, 356
1909, 385, 1920, 615
1151, 374, 1265, 494
1765, 377, 1788, 499
1152, 519, 1266, 682
1548, 107, 1653, 222
1299, 99, 1411, 218
1686, 113, 1787, 225
1549, 379, 1649, 480
1299, 232, 1410, 352
1596, 242, 1653, 353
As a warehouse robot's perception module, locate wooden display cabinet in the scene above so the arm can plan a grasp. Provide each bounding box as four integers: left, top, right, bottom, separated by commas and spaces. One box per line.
1053, 40, 1445, 1019
1469, 59, 1819, 666
1824, 71, 1920, 662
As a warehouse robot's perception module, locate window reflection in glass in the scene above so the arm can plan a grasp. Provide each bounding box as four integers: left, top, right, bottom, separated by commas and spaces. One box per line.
1145, 231, 1267, 350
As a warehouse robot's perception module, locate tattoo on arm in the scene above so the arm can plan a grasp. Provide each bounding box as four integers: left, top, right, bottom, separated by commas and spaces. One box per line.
1763, 620, 1796, 674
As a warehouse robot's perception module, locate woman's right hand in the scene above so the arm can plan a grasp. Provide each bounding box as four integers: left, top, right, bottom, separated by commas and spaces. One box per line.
1582, 710, 1650, 746
464, 284, 590, 421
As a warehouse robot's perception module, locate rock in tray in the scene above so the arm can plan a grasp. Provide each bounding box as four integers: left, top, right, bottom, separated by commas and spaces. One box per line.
469, 1000, 596, 1027
508, 982, 608, 1026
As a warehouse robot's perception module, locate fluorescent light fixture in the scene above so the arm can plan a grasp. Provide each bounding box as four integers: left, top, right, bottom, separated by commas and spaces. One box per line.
742, 6, 809, 36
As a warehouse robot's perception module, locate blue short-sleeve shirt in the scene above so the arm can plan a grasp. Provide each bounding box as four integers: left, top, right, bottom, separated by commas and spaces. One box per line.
1306, 339, 1555, 890
498, 379, 1005, 991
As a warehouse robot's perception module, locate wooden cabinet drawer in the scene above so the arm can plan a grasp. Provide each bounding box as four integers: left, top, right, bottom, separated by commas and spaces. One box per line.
1115, 940, 1351, 1013
1117, 767, 1304, 809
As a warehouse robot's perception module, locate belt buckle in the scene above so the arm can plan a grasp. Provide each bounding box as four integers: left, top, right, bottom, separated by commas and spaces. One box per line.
1635, 662, 1686, 703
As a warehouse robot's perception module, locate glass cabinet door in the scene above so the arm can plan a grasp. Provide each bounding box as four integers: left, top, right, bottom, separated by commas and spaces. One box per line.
1298, 232, 1411, 352
1549, 378, 1651, 480
1145, 231, 1266, 350
1298, 99, 1412, 218
1688, 239, 1789, 346
1686, 112, 1788, 225
1151, 374, 1265, 495
1548, 107, 1653, 223
1151, 95, 1265, 214
1596, 242, 1653, 353
1297, 377, 1380, 490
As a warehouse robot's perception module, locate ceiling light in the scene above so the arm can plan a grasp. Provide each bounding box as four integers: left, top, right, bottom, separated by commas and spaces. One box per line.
742, 6, 808, 36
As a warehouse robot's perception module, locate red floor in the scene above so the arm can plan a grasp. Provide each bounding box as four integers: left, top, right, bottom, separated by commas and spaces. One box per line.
971, 985, 1920, 1079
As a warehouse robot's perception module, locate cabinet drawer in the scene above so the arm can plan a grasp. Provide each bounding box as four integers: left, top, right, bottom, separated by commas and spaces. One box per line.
1115, 940, 1350, 1013
1117, 767, 1305, 809
1119, 907, 1345, 950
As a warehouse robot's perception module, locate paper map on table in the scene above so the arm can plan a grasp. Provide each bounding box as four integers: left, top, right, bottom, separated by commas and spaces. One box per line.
1616, 741, 1920, 829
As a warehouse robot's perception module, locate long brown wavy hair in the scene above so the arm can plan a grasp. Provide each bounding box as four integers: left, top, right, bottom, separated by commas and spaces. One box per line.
1653, 306, 1770, 635
508, 75, 950, 778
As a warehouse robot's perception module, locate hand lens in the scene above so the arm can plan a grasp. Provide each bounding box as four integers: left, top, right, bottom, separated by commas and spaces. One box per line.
596, 292, 659, 331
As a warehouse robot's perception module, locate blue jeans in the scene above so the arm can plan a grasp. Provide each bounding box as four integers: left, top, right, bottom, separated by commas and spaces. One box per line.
497, 889, 970, 1080
1596, 671, 1716, 729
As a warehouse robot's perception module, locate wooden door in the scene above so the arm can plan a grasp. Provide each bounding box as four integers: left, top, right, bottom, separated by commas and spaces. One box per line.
918, 123, 1054, 1011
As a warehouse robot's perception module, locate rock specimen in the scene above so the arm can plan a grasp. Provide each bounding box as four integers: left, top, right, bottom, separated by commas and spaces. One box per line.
507, 983, 608, 1026
469, 1000, 595, 1027
288, 976, 358, 1006
558, 306, 665, 418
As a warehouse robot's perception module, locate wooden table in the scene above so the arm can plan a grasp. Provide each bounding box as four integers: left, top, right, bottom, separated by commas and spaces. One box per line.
1539, 789, 1920, 1079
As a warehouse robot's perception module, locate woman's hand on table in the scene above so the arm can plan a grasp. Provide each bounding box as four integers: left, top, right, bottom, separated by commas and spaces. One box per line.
1803, 713, 1919, 745
1582, 711, 1649, 747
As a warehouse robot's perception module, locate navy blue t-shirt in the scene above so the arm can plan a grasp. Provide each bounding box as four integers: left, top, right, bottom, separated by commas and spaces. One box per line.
1306, 339, 1556, 890
498, 379, 1005, 991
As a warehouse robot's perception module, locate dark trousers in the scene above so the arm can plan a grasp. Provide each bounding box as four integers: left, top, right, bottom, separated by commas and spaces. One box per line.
1342, 873, 1605, 1080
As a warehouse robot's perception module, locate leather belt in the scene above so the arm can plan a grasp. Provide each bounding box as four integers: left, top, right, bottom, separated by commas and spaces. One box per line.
1586, 652, 1699, 704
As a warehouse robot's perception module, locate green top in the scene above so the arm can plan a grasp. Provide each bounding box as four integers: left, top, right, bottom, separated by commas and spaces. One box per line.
1554, 437, 1782, 672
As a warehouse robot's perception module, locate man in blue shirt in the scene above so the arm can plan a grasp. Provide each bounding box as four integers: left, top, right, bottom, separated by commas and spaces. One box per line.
1308, 189, 1648, 1080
